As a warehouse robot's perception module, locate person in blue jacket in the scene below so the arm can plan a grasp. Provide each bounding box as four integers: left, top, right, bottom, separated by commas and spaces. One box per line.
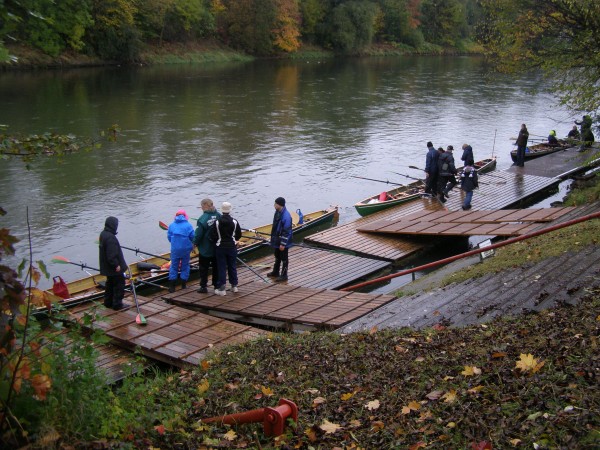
167, 209, 195, 293
424, 141, 439, 195
194, 198, 221, 293
268, 197, 293, 282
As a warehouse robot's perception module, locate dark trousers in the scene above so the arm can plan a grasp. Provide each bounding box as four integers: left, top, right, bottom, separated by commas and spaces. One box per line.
104, 274, 125, 308
198, 254, 219, 288
215, 246, 238, 288
273, 247, 289, 276
438, 175, 456, 194
516, 146, 526, 166
425, 173, 438, 194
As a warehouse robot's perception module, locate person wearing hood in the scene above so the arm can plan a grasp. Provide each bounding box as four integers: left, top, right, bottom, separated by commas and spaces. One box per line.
209, 202, 242, 296
194, 198, 221, 293
461, 144, 474, 166
268, 197, 293, 282
575, 115, 595, 151
437, 145, 458, 202
99, 216, 128, 310
167, 209, 195, 293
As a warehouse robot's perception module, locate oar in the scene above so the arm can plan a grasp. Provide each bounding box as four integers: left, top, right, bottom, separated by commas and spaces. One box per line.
51, 256, 100, 272
127, 266, 147, 325
391, 171, 425, 183
240, 232, 353, 256
242, 227, 271, 237
350, 175, 405, 186
121, 245, 170, 262
236, 257, 269, 283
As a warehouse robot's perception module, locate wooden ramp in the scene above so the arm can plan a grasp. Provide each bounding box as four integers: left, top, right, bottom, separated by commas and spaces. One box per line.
356, 207, 576, 237
305, 171, 560, 261
68, 296, 268, 367
240, 246, 391, 289
162, 279, 396, 331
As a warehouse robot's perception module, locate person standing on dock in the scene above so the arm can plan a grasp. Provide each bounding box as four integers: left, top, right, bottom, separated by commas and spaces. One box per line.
99, 216, 128, 310
461, 143, 474, 166
268, 197, 293, 282
460, 164, 479, 210
424, 141, 439, 195
437, 145, 458, 202
210, 202, 242, 296
575, 115, 595, 152
194, 198, 221, 294
514, 123, 529, 167
167, 209, 195, 293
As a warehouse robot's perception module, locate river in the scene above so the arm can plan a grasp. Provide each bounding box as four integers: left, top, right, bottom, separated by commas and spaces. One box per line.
0, 56, 574, 288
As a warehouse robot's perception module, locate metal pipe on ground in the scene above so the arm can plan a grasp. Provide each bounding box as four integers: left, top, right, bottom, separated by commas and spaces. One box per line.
340, 210, 600, 291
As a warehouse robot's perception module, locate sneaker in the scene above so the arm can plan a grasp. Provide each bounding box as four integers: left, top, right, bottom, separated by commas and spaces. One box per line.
197, 286, 208, 293
231, 285, 239, 293
216, 287, 226, 296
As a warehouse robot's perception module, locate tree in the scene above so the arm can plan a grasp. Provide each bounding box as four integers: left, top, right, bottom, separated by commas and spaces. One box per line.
420, 0, 464, 46
328, 0, 380, 52
477, 0, 600, 115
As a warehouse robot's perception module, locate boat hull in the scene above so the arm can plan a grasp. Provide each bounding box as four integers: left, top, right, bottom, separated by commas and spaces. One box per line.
510, 141, 570, 162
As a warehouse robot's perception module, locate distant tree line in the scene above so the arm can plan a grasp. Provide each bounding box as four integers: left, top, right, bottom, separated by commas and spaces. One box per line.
0, 0, 483, 61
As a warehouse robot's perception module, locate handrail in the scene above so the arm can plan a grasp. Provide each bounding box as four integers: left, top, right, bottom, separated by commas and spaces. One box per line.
340, 210, 600, 291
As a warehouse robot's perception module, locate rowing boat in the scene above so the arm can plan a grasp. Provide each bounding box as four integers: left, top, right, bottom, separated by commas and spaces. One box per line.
354, 158, 497, 216
510, 140, 571, 162
46, 206, 339, 305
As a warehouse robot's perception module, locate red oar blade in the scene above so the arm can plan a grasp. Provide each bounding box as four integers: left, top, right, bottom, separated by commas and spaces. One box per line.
136, 313, 147, 326
51, 256, 70, 264
159, 221, 168, 231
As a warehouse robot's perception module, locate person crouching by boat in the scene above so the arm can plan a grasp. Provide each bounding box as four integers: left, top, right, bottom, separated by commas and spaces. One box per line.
424, 141, 439, 195
567, 125, 580, 141
268, 197, 293, 282
99, 216, 128, 310
460, 165, 479, 211
461, 143, 474, 166
548, 130, 558, 145
194, 198, 221, 294
514, 123, 529, 167
167, 209, 195, 293
437, 145, 458, 203
210, 202, 242, 296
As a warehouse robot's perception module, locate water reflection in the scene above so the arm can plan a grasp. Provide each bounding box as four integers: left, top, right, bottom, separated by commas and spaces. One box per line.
0, 57, 569, 287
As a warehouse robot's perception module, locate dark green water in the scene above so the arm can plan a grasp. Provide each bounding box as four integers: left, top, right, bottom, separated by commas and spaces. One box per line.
0, 56, 573, 287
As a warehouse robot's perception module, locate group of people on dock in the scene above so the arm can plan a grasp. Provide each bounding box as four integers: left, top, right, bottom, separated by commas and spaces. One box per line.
424, 142, 478, 210
98, 196, 293, 310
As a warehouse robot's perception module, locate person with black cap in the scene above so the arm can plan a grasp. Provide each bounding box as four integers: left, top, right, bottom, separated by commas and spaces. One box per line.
268, 197, 293, 282
437, 145, 457, 202
99, 216, 128, 310
424, 141, 439, 196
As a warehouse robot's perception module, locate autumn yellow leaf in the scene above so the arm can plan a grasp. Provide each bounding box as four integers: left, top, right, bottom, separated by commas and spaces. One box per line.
442, 390, 457, 403
402, 400, 421, 414
515, 353, 545, 374
304, 427, 317, 442
31, 374, 51, 400
223, 429, 237, 441
320, 419, 342, 434
371, 420, 385, 431
197, 379, 210, 395
510, 438, 522, 447
349, 419, 361, 428
467, 385, 484, 394
200, 360, 210, 370
461, 366, 482, 376
261, 385, 274, 396
341, 392, 354, 401
366, 399, 380, 410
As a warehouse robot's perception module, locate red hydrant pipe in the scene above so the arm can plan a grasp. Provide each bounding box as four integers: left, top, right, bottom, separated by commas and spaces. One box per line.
201, 398, 298, 437
340, 210, 600, 291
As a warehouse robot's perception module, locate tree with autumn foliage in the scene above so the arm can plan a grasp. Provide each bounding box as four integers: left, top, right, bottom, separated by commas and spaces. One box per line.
477, 0, 600, 116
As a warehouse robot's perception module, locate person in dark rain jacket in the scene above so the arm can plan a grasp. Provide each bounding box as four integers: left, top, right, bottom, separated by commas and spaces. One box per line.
210, 202, 242, 296
167, 209, 195, 293
268, 197, 293, 282
99, 216, 128, 310
194, 198, 221, 293
437, 145, 458, 202
514, 123, 529, 167
424, 141, 439, 195
461, 143, 474, 166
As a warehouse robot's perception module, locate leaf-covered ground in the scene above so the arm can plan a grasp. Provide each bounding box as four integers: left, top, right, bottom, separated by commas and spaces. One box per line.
141, 289, 599, 449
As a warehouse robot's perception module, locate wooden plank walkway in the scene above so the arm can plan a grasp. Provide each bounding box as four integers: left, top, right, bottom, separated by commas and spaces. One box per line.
506, 145, 597, 179
305, 170, 559, 261
162, 279, 397, 331
356, 207, 576, 237
68, 295, 268, 367
240, 246, 391, 289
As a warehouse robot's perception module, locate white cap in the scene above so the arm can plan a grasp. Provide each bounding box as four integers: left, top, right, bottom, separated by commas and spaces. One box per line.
221, 202, 232, 213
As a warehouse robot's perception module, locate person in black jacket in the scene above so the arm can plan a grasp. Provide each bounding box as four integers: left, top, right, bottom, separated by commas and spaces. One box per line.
514, 123, 529, 167
210, 202, 242, 296
99, 216, 128, 310
437, 146, 457, 202
461, 144, 474, 166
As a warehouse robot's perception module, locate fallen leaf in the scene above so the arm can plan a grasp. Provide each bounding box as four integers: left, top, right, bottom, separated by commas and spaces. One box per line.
415, 356, 425, 362
223, 429, 237, 441
341, 392, 354, 401
154, 424, 165, 435
426, 390, 443, 400
510, 438, 522, 447
371, 420, 385, 431
442, 390, 457, 403
349, 419, 361, 428
395, 345, 409, 353
366, 399, 380, 410
491, 352, 507, 359
369, 326, 378, 334
261, 385, 274, 396
467, 385, 484, 394
409, 442, 426, 450
515, 353, 545, 374
304, 427, 317, 442
461, 366, 482, 376
320, 419, 342, 434
312, 396, 326, 408
197, 379, 210, 395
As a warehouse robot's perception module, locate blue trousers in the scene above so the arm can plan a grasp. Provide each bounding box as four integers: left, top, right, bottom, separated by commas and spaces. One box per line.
215, 246, 238, 288
169, 252, 191, 281
463, 190, 473, 208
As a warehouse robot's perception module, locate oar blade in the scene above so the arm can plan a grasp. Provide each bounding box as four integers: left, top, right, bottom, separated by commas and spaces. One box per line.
51, 256, 70, 264
136, 313, 147, 326
159, 221, 168, 230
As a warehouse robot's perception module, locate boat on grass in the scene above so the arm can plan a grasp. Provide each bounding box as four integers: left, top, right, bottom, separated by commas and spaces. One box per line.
45, 206, 338, 306
354, 158, 497, 217
510, 140, 571, 162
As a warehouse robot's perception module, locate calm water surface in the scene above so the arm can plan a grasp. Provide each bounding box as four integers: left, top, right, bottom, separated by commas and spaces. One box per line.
0, 57, 573, 287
